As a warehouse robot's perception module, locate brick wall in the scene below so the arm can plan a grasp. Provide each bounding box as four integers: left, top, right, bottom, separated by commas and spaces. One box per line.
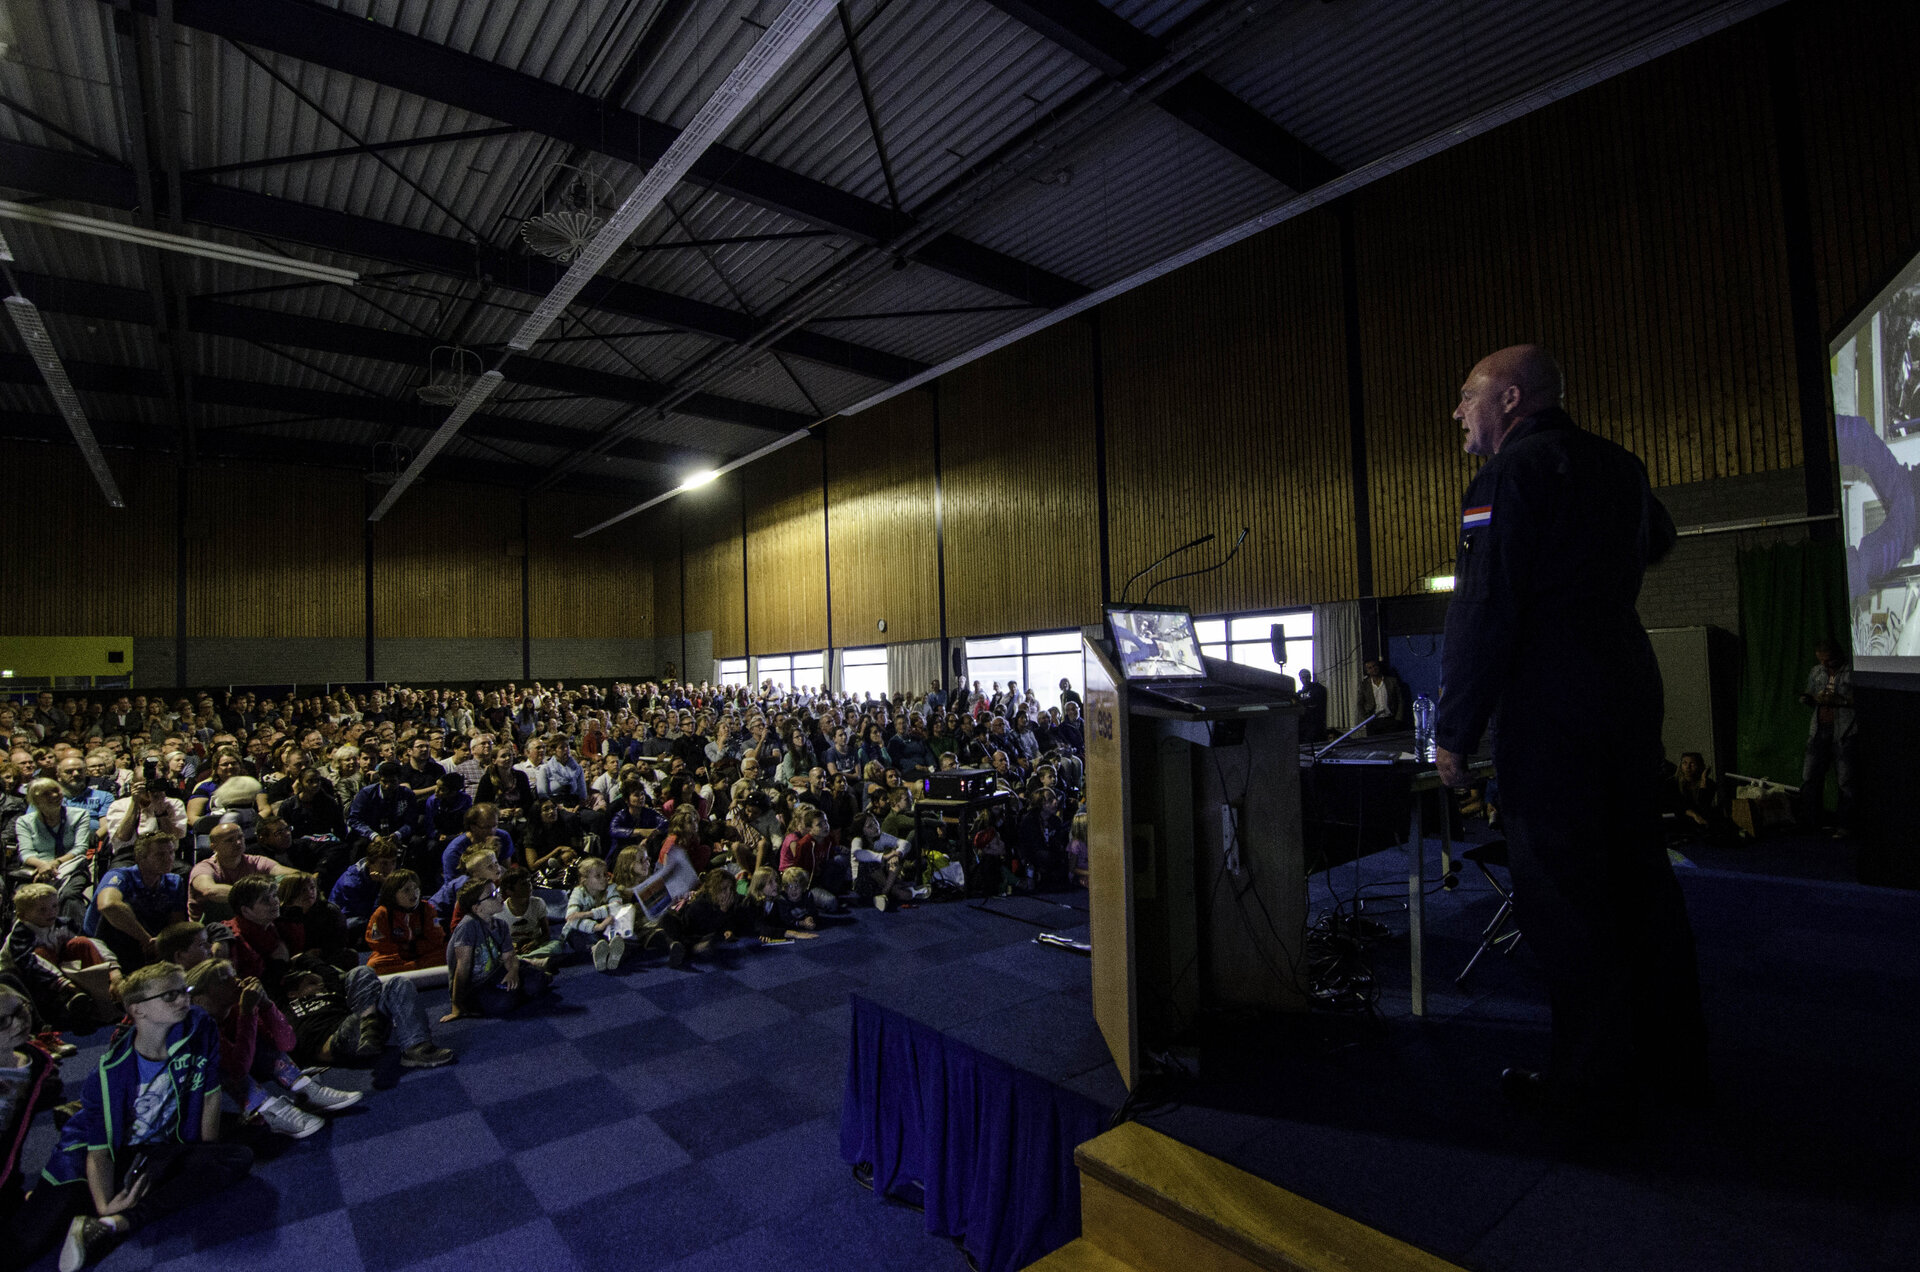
1640, 468, 1813, 633
373, 639, 520, 683
530, 638, 658, 681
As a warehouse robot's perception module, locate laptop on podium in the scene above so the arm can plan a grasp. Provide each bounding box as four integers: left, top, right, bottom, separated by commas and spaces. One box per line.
1104, 604, 1292, 712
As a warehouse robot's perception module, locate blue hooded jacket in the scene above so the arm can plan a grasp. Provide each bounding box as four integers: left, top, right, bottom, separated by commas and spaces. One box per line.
41, 1006, 221, 1186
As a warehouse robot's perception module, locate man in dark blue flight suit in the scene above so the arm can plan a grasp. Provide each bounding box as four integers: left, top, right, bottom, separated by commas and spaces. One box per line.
1433, 345, 1707, 1130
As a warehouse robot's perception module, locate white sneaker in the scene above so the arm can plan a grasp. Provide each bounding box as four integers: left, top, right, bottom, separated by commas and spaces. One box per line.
605, 934, 626, 969
293, 1080, 363, 1112
873, 894, 889, 912
909, 885, 931, 901
592, 939, 613, 972
255, 1093, 326, 1139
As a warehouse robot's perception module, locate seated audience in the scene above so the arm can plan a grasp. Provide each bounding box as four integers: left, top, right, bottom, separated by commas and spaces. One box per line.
13, 962, 254, 1270
281, 962, 455, 1085
85, 832, 190, 971
182, 957, 358, 1141
4, 882, 118, 1029
365, 870, 446, 975
443, 879, 550, 1021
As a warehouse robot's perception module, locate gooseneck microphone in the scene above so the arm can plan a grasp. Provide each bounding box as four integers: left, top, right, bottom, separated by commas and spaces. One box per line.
1140, 526, 1249, 603
1117, 533, 1215, 604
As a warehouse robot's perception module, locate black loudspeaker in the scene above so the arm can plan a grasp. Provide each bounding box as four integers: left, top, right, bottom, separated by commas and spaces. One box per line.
1271, 624, 1292, 665
951, 647, 965, 677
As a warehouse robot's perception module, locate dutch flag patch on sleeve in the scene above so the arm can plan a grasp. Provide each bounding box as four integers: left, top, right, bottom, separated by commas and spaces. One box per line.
1462, 504, 1492, 529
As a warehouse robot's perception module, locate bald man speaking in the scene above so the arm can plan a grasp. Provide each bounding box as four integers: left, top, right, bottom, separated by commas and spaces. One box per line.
1433, 345, 1707, 1133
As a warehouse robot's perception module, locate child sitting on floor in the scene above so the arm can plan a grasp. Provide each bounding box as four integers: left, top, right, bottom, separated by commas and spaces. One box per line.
0, 984, 63, 1237
564, 855, 626, 972
2, 883, 118, 1029
432, 840, 503, 929
500, 867, 562, 971
443, 879, 550, 1022
183, 956, 358, 1141
274, 871, 355, 971
365, 870, 447, 975
662, 869, 754, 958
747, 868, 821, 942
281, 963, 454, 1088
612, 846, 690, 969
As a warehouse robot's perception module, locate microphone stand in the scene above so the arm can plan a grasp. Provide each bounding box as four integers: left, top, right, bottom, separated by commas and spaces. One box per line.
1117, 533, 1214, 604
1140, 527, 1250, 603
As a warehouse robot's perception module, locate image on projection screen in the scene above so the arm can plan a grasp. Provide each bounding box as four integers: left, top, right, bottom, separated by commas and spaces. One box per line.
1832, 247, 1920, 676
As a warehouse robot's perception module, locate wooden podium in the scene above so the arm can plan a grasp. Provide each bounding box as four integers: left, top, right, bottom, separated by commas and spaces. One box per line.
1083, 639, 1309, 1090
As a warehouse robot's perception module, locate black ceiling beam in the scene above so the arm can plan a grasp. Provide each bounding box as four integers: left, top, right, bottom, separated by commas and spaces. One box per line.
119, 0, 1086, 310
0, 138, 923, 384
0, 350, 706, 470
0, 412, 650, 500
185, 124, 522, 178
11, 268, 811, 437
984, 0, 1342, 192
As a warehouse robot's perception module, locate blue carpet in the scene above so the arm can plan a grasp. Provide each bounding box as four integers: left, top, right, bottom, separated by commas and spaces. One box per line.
18, 897, 1082, 1272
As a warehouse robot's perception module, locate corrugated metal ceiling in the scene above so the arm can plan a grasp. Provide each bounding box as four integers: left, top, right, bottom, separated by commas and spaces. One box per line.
0, 0, 1780, 511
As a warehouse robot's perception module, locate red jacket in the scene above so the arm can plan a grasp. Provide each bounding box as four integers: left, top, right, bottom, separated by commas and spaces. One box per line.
366, 901, 447, 973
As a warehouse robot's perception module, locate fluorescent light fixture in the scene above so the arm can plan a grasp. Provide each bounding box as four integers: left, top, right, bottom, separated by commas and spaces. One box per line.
0, 670, 12, 679
506, 0, 835, 353
0, 199, 359, 286
366, 369, 505, 521
5, 294, 124, 507
575, 428, 814, 537
678, 469, 720, 490
1427, 575, 1456, 593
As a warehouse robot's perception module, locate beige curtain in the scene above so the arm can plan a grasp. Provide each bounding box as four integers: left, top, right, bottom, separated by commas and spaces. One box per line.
1313, 601, 1364, 736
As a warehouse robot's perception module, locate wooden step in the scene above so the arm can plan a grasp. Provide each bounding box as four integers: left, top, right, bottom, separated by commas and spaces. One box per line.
1023, 1236, 1142, 1272
1071, 1122, 1465, 1272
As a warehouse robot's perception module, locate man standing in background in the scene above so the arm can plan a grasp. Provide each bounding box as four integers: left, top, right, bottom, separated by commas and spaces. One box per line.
1797, 639, 1855, 836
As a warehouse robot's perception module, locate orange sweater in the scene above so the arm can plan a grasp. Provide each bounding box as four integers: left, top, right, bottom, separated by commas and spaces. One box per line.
365, 901, 447, 973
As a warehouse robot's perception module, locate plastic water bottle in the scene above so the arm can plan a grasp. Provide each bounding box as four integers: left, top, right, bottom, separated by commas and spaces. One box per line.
1413, 693, 1435, 748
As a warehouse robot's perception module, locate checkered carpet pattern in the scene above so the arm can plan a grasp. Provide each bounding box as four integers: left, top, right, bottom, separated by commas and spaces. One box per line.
20, 893, 1101, 1272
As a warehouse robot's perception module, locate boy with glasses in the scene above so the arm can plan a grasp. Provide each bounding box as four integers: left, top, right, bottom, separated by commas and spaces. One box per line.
13, 962, 253, 1269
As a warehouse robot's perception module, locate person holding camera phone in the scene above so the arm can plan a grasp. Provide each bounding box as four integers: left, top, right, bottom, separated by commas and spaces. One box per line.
102, 767, 188, 869
12, 962, 253, 1270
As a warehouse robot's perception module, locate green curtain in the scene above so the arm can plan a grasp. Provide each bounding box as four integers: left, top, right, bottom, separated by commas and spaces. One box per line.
1734, 538, 1848, 786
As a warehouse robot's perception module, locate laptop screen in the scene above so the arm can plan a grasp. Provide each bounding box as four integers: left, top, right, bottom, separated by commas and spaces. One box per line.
1106, 605, 1206, 681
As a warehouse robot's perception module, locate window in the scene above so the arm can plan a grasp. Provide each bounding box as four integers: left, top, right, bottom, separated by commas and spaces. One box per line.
717, 658, 748, 688
840, 646, 888, 700
1195, 610, 1314, 686
756, 651, 823, 693
963, 629, 1087, 714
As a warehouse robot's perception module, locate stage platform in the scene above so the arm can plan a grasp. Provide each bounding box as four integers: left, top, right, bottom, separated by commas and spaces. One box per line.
842, 840, 1920, 1272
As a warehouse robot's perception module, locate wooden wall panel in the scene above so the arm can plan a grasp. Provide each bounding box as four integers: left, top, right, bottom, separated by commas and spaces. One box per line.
370, 479, 519, 638
745, 440, 828, 655
1357, 23, 1799, 596
1800, 0, 1920, 337
644, 505, 683, 647
826, 391, 939, 646
527, 492, 651, 640
1102, 211, 1356, 612
0, 443, 175, 635
185, 463, 361, 637
941, 319, 1102, 636
680, 472, 745, 658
